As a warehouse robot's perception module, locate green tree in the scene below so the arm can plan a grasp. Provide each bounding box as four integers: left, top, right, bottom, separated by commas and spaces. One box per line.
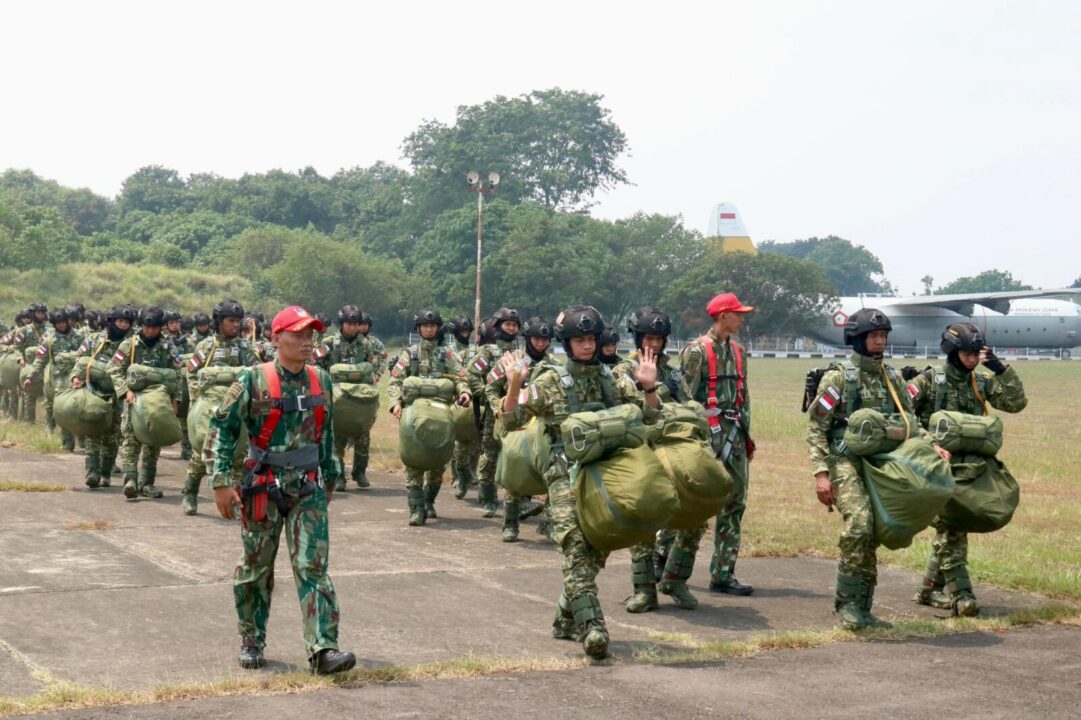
660, 249, 837, 339
402, 88, 629, 216
118, 166, 189, 215
1069, 275, 1080, 288
921, 275, 934, 295
936, 270, 1032, 294
0, 200, 81, 270
760, 235, 892, 295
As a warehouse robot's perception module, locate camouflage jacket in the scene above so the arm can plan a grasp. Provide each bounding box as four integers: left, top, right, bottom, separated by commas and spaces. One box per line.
73, 331, 131, 397
907, 362, 1027, 427
188, 329, 213, 347
167, 332, 196, 356
107, 333, 182, 398
314, 331, 379, 370
186, 333, 259, 400
386, 338, 470, 408
806, 352, 927, 475
613, 350, 691, 404
500, 358, 658, 444
482, 350, 554, 413
11, 322, 47, 359
204, 360, 342, 490
465, 338, 519, 404
364, 334, 387, 374
680, 330, 752, 434
28, 329, 84, 384
446, 337, 476, 365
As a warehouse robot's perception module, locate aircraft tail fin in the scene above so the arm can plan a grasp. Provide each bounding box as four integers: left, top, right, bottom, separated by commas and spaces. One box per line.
707, 203, 756, 254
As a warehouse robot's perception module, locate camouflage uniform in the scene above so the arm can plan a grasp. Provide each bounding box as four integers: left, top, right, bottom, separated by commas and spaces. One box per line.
108, 334, 182, 498
12, 322, 46, 422
466, 336, 519, 516
168, 330, 196, 459
205, 360, 345, 659
386, 338, 470, 523
28, 327, 83, 450
182, 334, 260, 510
314, 330, 381, 489
447, 335, 480, 498
680, 330, 753, 586
501, 358, 653, 657
0, 330, 15, 419
807, 351, 927, 620
908, 360, 1027, 611
614, 350, 706, 611
74, 330, 129, 487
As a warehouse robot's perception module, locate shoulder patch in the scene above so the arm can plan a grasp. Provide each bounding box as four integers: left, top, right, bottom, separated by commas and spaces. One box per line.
111, 349, 128, 366
906, 383, 920, 399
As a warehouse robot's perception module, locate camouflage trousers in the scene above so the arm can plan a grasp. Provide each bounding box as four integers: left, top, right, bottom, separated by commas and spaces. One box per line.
334, 426, 371, 481
709, 447, 749, 583
119, 402, 161, 481
234, 482, 341, 657
0, 389, 15, 418
186, 445, 245, 493
404, 466, 442, 491
638, 524, 708, 565
930, 518, 968, 572
546, 454, 608, 603
476, 411, 500, 487
830, 457, 877, 583
452, 437, 479, 474
18, 388, 39, 423
85, 395, 121, 480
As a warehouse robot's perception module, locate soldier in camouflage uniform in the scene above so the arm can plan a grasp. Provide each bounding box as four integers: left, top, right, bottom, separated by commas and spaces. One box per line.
597, 324, 623, 367
12, 303, 49, 423
189, 313, 212, 347
72, 306, 135, 488
165, 310, 195, 460
25, 309, 83, 450
444, 315, 480, 500
680, 293, 756, 596
387, 309, 472, 526
499, 305, 660, 660
907, 323, 1027, 617
356, 311, 386, 378
314, 304, 382, 490
108, 306, 182, 500
181, 300, 260, 516
497, 315, 556, 542
807, 308, 951, 630
465, 307, 521, 518
1, 310, 32, 418
614, 307, 707, 612
206, 305, 355, 675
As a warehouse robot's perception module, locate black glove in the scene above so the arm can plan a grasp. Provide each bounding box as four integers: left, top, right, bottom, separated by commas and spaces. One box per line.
982, 349, 1007, 375
900, 366, 921, 381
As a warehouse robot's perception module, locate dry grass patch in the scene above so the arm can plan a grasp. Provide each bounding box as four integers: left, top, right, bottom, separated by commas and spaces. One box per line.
68, 519, 117, 531
0, 480, 68, 492
0, 416, 64, 454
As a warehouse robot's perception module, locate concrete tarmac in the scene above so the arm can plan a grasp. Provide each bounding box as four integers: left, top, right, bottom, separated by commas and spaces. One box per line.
0, 447, 1074, 717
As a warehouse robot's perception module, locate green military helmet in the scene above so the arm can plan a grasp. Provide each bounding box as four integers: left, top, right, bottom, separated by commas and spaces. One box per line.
843, 308, 892, 346
627, 306, 672, 349
413, 308, 443, 328
446, 315, 474, 344
212, 299, 245, 330
492, 307, 521, 342
48, 308, 69, 328
941, 323, 984, 354
338, 304, 363, 326
139, 305, 166, 328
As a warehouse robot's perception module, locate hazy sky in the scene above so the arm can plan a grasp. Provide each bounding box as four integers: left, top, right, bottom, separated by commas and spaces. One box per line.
3, 1, 1079, 294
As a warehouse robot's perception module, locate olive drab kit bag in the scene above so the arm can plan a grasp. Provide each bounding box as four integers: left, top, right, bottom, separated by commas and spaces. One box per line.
54, 388, 113, 437
928, 411, 1004, 456
188, 366, 245, 455
0, 350, 19, 390
860, 439, 956, 549
842, 408, 919, 457
495, 418, 550, 496
938, 453, 1019, 533
400, 376, 456, 405
131, 384, 183, 447
399, 398, 455, 471
652, 402, 733, 530
559, 404, 652, 464
19, 348, 43, 398
127, 363, 180, 396
329, 362, 380, 438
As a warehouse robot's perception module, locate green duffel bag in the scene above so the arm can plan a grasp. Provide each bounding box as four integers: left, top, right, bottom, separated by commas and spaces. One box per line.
496, 418, 550, 496
860, 438, 956, 550
330, 362, 375, 385
656, 401, 711, 442
939, 453, 1020, 533
19, 363, 43, 397
73, 355, 115, 395
401, 376, 456, 405
130, 385, 183, 447
451, 404, 480, 444
127, 363, 179, 395
0, 352, 20, 389
197, 366, 242, 392
654, 423, 733, 530
44, 363, 54, 401
333, 383, 380, 437
561, 404, 651, 464
177, 357, 191, 415
843, 408, 918, 456
574, 444, 680, 553
929, 411, 1003, 456
54, 387, 113, 438
399, 398, 455, 471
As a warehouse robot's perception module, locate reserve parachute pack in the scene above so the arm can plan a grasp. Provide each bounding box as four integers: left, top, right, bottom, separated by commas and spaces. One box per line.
330, 362, 380, 438
842, 408, 919, 456
495, 418, 550, 496
127, 364, 179, 395
652, 402, 733, 530
928, 411, 1003, 456
54, 387, 114, 438
401, 376, 456, 406
398, 398, 455, 471
938, 453, 1020, 533
860, 438, 956, 549
574, 444, 680, 553
131, 384, 183, 447
559, 404, 651, 464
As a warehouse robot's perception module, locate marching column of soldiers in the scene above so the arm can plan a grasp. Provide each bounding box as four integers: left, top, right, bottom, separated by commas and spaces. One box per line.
0, 294, 1027, 669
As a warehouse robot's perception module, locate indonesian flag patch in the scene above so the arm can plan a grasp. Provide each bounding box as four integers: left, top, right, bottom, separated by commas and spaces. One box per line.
35, 345, 47, 358
813, 386, 841, 419
312, 345, 327, 360
111, 349, 128, 366
472, 356, 489, 373
187, 349, 207, 373
390, 357, 406, 378
486, 365, 506, 384
906, 383, 920, 399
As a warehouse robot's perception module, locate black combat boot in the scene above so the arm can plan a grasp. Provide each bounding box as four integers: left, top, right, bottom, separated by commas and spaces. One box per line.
238, 644, 265, 669
310, 648, 356, 675
571, 594, 609, 660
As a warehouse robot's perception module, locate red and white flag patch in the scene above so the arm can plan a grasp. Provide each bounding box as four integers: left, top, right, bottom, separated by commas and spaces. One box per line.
906, 383, 920, 399
472, 356, 489, 373
111, 350, 128, 366
817, 386, 841, 412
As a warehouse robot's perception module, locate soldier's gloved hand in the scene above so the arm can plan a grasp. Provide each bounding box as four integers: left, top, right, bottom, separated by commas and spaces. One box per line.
981, 347, 1007, 375
900, 366, 920, 381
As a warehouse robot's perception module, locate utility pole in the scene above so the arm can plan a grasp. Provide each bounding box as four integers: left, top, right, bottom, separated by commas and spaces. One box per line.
466, 170, 500, 339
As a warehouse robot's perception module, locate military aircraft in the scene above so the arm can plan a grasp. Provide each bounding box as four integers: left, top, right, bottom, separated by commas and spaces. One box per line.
809, 290, 1081, 356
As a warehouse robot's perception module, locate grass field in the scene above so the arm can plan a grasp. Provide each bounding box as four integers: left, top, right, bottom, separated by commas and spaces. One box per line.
6, 359, 1079, 601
